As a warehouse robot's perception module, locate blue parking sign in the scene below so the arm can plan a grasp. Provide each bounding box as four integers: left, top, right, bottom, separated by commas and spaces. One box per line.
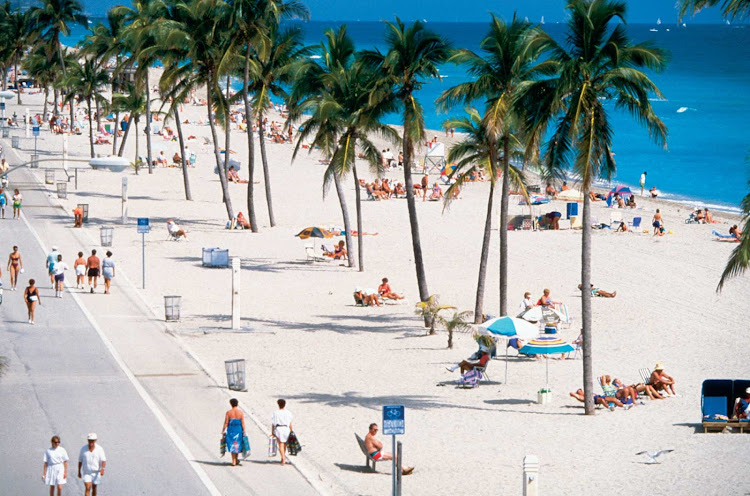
32, 126, 39, 136
382, 405, 405, 435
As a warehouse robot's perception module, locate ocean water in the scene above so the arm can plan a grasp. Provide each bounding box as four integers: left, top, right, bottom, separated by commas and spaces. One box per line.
64, 20, 750, 212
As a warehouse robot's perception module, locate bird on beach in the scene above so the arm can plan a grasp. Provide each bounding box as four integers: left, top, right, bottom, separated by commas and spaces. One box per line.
636, 449, 674, 464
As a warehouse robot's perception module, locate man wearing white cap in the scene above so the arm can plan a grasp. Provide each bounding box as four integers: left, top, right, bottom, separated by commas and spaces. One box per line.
736, 388, 750, 419
46, 246, 60, 288
78, 433, 106, 496
649, 362, 677, 396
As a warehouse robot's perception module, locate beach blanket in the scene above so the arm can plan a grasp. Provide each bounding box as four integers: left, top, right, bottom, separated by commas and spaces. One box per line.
519, 195, 549, 206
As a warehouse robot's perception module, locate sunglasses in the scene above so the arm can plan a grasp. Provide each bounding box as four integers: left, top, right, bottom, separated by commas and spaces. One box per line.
52, 441, 60, 444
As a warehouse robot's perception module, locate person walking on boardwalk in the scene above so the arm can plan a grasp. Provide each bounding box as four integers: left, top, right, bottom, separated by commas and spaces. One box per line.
24, 278, 40, 324
43, 435, 69, 496
86, 250, 100, 293
101, 252, 115, 295
74, 252, 86, 289
222, 398, 246, 466
46, 246, 60, 288
12, 188, 21, 219
78, 433, 106, 496
271, 399, 293, 466
53, 254, 68, 298
7, 245, 22, 290
0, 187, 7, 219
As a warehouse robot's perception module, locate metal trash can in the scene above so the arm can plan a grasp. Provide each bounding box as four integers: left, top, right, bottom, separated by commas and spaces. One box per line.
202, 248, 229, 267
2, 128, 8, 138
77, 203, 89, 223
31, 154, 39, 168
56, 182, 67, 199
224, 359, 247, 391
100, 226, 114, 247
45, 169, 55, 184
11, 136, 18, 148
164, 295, 181, 321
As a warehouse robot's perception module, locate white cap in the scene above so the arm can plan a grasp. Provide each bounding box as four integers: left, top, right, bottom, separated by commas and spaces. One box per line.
52, 246, 58, 251
354, 287, 362, 292
87, 433, 97, 441
746, 387, 750, 394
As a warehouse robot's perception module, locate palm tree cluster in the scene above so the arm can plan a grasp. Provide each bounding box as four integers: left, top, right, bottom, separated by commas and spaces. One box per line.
4, 0, 673, 414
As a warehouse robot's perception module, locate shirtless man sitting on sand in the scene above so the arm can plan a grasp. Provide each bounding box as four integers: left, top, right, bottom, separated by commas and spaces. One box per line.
364, 423, 414, 475
649, 362, 677, 396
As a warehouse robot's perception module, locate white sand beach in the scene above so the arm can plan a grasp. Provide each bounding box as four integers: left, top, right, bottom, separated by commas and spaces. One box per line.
4, 74, 750, 495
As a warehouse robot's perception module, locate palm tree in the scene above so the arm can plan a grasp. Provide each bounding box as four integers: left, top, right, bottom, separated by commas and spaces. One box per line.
29, 0, 87, 79
62, 59, 110, 158
520, 0, 668, 415
229, 0, 309, 232
438, 14, 546, 321
361, 18, 451, 306
441, 108, 529, 323
439, 310, 473, 349
678, 0, 750, 20
1, 5, 32, 104
112, 84, 147, 173
158, 0, 235, 219
22, 43, 58, 119
246, 23, 308, 227
415, 295, 455, 336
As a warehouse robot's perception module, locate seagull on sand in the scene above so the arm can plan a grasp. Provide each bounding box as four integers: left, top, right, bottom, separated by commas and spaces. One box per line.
636, 449, 674, 464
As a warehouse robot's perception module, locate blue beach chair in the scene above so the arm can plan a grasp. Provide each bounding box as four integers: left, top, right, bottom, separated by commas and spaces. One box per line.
702, 379, 733, 433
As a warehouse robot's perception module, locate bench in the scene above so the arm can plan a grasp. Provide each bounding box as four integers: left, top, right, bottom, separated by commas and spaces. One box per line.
355, 433, 379, 472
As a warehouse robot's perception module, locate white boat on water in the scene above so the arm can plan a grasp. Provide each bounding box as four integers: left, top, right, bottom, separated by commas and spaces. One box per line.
541, 16, 545, 25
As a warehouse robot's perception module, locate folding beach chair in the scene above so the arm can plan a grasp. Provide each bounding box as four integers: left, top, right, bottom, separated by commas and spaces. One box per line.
631, 217, 642, 231
609, 211, 623, 227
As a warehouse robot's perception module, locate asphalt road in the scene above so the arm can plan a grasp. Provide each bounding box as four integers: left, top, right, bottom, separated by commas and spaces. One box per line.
0, 171, 213, 495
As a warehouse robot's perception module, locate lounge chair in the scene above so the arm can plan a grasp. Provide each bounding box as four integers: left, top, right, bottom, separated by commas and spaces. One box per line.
609, 211, 623, 227
354, 433, 379, 472
631, 217, 642, 231
702, 379, 733, 433
304, 244, 328, 262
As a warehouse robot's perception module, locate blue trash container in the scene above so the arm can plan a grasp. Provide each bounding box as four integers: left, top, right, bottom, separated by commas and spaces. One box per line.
566, 202, 578, 219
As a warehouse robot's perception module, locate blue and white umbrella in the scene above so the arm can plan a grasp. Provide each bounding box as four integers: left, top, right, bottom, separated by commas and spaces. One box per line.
478, 317, 539, 384
519, 336, 575, 389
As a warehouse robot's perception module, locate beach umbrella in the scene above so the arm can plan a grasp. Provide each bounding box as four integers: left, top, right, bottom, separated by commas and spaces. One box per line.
519, 306, 543, 323
478, 317, 540, 384
606, 185, 633, 206
296, 227, 334, 254
556, 189, 584, 201
519, 336, 575, 390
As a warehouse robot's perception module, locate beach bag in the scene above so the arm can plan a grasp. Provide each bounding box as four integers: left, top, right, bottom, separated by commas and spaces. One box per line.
267, 436, 278, 457
241, 435, 251, 458
219, 433, 226, 457
286, 432, 301, 456
459, 369, 481, 388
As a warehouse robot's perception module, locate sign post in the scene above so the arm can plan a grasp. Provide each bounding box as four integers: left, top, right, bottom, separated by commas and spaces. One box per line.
137, 218, 150, 289
33, 125, 39, 158
382, 405, 405, 496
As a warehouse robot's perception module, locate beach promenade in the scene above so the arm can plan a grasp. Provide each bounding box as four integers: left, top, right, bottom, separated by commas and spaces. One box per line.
1, 84, 749, 495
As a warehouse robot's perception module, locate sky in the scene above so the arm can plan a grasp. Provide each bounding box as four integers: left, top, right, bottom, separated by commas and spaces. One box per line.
70, 0, 729, 23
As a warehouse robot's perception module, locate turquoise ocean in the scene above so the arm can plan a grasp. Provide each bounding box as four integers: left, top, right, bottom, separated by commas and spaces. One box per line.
64, 20, 750, 213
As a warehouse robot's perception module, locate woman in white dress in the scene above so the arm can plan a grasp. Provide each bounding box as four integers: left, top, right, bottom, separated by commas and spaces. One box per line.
271, 399, 293, 465
43, 435, 68, 496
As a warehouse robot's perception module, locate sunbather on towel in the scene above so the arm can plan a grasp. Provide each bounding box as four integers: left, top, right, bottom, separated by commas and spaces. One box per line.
601, 376, 637, 407
354, 287, 381, 307
428, 183, 443, 201
446, 348, 490, 374
730, 225, 743, 240
649, 362, 676, 396
378, 278, 403, 300
578, 284, 616, 298
570, 389, 624, 410
735, 388, 750, 419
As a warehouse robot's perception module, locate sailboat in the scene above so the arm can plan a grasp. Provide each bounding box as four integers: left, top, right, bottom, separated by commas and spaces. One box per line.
650, 18, 660, 32
541, 16, 545, 25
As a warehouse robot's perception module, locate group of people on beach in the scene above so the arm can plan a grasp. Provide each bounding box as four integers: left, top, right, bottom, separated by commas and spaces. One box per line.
570, 363, 677, 411
353, 277, 405, 306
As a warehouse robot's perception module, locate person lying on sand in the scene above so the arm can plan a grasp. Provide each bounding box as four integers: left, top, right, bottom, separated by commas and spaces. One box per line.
578, 284, 616, 298
364, 424, 414, 475
354, 287, 381, 306
600, 376, 637, 407
569, 388, 624, 411
649, 362, 677, 396
730, 224, 743, 240
378, 278, 404, 300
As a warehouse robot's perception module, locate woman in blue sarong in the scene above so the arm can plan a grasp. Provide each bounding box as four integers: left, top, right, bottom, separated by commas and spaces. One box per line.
222, 398, 246, 466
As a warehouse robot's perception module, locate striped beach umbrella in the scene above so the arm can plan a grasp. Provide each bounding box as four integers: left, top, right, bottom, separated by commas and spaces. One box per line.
478, 317, 540, 384
296, 227, 334, 239
519, 336, 575, 389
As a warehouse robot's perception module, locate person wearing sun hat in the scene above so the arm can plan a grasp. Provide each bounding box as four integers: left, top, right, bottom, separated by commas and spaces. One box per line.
649, 362, 677, 397
735, 388, 750, 419
78, 433, 106, 495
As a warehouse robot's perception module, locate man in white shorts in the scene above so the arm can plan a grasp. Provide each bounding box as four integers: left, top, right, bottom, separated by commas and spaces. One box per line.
78, 433, 106, 496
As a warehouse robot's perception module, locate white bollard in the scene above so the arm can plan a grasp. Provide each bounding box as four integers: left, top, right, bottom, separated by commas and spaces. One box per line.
231, 257, 241, 329
25, 109, 30, 137
523, 455, 539, 496
121, 177, 128, 224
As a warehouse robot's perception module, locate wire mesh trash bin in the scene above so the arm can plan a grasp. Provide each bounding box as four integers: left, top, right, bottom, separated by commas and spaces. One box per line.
202, 248, 229, 267
225, 359, 247, 391
45, 169, 54, 184
56, 182, 67, 199
100, 226, 114, 247
31, 154, 39, 168
2, 128, 8, 138
77, 203, 89, 223
164, 295, 181, 321
11, 136, 18, 148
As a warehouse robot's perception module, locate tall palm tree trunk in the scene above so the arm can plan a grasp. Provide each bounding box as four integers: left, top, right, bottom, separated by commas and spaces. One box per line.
243, 48, 258, 232
86, 97, 94, 158
332, 172, 354, 268
69, 95, 74, 129
352, 164, 364, 271
174, 107, 191, 201
144, 70, 153, 174
257, 110, 276, 226
118, 115, 132, 157
15, 57, 21, 105
95, 100, 101, 131
581, 188, 594, 415
499, 136, 511, 316
52, 88, 58, 117
402, 131, 430, 303
133, 116, 140, 174
473, 179, 495, 323
42, 87, 49, 121
112, 111, 119, 155
206, 76, 234, 219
